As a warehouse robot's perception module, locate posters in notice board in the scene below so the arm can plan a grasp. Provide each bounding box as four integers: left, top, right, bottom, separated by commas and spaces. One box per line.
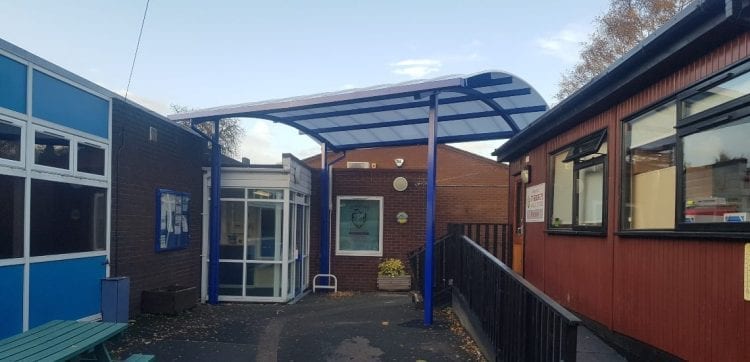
156, 189, 191, 252
526, 183, 545, 223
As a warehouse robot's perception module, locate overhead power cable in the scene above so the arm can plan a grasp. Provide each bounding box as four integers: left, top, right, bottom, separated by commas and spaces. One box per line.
124, 0, 150, 101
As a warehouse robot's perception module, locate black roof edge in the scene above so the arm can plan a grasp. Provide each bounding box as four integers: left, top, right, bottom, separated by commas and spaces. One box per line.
493, 0, 745, 162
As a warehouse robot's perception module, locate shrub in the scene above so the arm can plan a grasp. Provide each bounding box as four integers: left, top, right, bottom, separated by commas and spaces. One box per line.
378, 258, 406, 277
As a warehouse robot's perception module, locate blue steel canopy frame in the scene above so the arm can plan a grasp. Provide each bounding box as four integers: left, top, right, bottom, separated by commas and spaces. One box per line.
169, 70, 547, 324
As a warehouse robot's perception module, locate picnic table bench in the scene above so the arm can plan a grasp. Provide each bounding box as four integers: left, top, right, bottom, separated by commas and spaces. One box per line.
0, 320, 129, 361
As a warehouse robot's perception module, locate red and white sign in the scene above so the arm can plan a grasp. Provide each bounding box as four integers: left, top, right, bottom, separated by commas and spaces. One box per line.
526, 183, 545, 223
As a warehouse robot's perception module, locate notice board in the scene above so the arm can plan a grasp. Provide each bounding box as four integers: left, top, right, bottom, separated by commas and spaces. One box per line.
155, 189, 190, 252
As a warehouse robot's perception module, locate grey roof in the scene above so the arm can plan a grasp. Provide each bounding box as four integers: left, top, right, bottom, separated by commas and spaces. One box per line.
169, 71, 548, 152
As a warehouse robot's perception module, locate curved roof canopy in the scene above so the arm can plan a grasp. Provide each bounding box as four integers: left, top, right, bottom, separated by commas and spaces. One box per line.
169, 71, 547, 152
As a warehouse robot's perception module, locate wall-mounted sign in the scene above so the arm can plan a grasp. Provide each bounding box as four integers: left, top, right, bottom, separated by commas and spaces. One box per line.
526, 183, 545, 223
337, 197, 383, 255
155, 189, 190, 252
393, 177, 408, 191
396, 211, 408, 224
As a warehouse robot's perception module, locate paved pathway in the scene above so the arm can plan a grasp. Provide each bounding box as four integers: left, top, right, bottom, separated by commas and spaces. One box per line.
577, 326, 626, 362
110, 293, 480, 361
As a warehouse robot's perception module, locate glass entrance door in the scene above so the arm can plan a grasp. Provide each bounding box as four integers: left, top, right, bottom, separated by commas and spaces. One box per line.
218, 188, 284, 301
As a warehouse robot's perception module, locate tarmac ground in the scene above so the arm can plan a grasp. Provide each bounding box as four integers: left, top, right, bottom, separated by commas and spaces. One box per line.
109, 292, 482, 361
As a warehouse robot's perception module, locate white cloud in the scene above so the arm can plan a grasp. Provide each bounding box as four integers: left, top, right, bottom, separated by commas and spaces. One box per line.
238, 121, 277, 164
236, 120, 320, 164
535, 24, 588, 63
390, 59, 442, 78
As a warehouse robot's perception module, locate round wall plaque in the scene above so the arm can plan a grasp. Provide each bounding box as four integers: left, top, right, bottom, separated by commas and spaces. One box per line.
393, 177, 408, 191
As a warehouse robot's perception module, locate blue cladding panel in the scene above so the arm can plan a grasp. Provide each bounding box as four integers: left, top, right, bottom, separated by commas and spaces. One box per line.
32, 70, 109, 138
29, 256, 105, 328
0, 55, 27, 114
0, 264, 23, 339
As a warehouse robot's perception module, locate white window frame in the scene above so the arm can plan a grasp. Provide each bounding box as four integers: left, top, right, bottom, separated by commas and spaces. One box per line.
336, 196, 384, 257
0, 114, 26, 169
29, 124, 108, 182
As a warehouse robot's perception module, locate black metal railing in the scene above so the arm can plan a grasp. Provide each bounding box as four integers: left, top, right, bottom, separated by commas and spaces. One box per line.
409, 227, 580, 361
407, 233, 452, 305
449, 223, 511, 266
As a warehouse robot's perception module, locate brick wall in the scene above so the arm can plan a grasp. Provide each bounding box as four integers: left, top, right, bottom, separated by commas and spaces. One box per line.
305, 145, 509, 232
328, 169, 426, 291
306, 146, 508, 291
110, 99, 205, 315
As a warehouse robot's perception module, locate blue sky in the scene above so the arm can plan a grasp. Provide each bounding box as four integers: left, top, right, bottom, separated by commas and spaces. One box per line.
1, 0, 609, 163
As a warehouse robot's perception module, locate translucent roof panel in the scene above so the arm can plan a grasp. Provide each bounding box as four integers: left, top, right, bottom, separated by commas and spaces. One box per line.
169, 71, 548, 151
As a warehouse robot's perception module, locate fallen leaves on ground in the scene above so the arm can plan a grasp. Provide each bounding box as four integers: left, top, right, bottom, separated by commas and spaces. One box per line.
328, 290, 356, 298
440, 306, 485, 361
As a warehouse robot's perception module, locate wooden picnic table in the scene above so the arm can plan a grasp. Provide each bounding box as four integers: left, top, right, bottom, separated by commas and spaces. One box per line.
0, 320, 128, 361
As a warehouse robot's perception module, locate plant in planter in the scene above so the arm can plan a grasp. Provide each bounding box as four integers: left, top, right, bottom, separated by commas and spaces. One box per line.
377, 258, 411, 291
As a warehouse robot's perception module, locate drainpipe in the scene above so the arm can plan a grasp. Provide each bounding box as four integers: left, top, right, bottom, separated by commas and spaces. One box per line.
208, 119, 222, 304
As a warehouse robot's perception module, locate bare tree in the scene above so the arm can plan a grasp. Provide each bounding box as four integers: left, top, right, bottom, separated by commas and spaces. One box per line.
171, 104, 245, 158
556, 0, 692, 101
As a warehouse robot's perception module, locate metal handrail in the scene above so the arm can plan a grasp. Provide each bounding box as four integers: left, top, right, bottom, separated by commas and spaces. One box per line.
459, 235, 580, 323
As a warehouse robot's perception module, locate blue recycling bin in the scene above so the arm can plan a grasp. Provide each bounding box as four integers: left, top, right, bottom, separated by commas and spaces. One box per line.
101, 277, 130, 323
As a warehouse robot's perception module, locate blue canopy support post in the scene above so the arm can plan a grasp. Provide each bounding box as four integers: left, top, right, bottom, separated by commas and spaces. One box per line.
424, 93, 439, 326
208, 118, 222, 305
319, 143, 330, 283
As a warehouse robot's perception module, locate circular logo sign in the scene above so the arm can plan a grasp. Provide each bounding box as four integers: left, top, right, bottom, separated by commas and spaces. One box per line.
393, 177, 408, 191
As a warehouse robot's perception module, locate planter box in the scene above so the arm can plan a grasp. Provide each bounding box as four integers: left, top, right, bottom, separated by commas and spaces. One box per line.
377, 275, 411, 291
142, 285, 197, 315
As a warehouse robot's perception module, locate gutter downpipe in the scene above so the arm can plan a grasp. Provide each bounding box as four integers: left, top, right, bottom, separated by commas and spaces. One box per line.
208, 119, 222, 304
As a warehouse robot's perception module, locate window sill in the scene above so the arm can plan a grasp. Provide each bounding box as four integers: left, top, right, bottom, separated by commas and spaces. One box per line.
616, 230, 750, 241
545, 229, 606, 237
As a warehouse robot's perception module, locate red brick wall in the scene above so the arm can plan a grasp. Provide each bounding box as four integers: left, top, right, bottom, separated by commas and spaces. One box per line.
305, 145, 508, 234
327, 169, 426, 291
110, 99, 205, 315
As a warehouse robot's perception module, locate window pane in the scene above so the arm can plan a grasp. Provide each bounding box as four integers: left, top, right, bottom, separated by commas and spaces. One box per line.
35, 132, 69, 169
0, 175, 24, 259
338, 198, 381, 253
246, 263, 281, 297
30, 179, 107, 256
248, 189, 283, 200
0, 122, 22, 161
220, 188, 244, 199
551, 152, 573, 227
683, 71, 750, 117
683, 117, 750, 223
220, 201, 245, 260
577, 163, 604, 226
247, 202, 283, 261
77, 143, 105, 175
623, 104, 676, 229
218, 262, 243, 296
